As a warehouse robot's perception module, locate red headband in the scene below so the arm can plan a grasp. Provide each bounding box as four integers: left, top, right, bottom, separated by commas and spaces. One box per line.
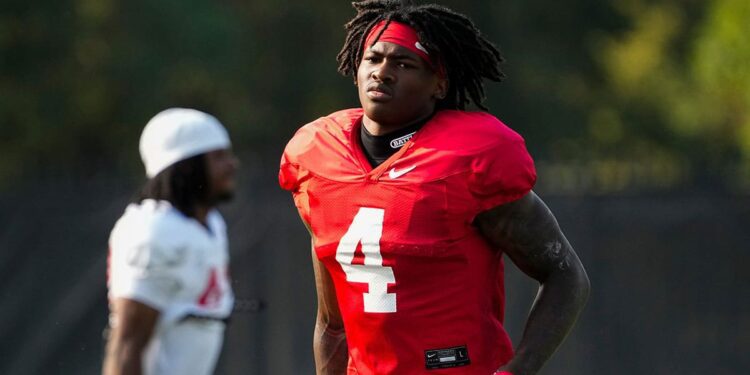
364, 20, 445, 77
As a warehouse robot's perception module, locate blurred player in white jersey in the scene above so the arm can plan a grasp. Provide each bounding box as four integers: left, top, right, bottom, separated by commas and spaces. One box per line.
103, 108, 238, 375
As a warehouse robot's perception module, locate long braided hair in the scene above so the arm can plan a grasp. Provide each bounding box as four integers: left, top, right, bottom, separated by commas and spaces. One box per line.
136, 154, 210, 218
337, 0, 504, 110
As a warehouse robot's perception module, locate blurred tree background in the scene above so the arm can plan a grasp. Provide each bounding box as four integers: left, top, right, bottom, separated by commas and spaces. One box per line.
0, 0, 750, 193
1, 0, 748, 192
1, 1, 748, 374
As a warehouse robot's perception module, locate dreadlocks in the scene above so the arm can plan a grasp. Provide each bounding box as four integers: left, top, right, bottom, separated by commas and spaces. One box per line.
337, 0, 504, 111
136, 153, 210, 218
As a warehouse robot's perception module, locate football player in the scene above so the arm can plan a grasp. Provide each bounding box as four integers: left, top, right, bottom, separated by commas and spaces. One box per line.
280, 1, 591, 374
103, 108, 238, 375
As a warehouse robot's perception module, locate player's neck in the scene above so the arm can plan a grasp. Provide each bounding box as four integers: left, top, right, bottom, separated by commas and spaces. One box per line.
193, 204, 211, 227
363, 110, 435, 136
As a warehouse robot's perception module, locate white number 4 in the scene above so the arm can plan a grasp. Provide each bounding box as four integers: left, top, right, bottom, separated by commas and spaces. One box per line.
335, 207, 396, 313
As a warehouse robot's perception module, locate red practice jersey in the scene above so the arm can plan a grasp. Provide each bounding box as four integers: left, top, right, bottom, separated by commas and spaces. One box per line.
280, 109, 536, 374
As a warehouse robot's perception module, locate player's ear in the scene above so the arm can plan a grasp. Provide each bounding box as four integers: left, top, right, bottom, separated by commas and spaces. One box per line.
433, 77, 448, 100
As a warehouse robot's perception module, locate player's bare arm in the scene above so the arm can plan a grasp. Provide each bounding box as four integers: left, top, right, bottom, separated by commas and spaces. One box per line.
475, 191, 590, 375
311, 242, 349, 375
102, 298, 159, 375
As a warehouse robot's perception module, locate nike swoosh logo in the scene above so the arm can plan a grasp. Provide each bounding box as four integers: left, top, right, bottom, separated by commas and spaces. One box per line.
388, 165, 416, 179
427, 353, 437, 358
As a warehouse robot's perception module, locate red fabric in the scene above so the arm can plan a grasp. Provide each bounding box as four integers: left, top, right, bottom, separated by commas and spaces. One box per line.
280, 109, 536, 374
364, 20, 445, 77
493, 372, 514, 375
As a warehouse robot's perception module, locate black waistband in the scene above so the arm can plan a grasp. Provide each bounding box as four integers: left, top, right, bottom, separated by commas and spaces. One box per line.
181, 314, 230, 324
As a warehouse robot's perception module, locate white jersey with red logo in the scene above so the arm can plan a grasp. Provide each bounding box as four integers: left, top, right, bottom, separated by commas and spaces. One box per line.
108, 199, 233, 375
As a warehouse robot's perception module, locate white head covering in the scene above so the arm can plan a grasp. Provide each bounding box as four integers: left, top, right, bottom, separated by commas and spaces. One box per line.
139, 108, 231, 178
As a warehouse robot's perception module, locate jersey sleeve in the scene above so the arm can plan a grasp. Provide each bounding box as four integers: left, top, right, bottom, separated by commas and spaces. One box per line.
108, 231, 187, 311
468, 131, 537, 214
279, 151, 301, 192
279, 125, 314, 192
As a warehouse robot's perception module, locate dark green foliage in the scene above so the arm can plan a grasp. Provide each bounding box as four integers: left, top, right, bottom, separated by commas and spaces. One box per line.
0, 0, 746, 191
